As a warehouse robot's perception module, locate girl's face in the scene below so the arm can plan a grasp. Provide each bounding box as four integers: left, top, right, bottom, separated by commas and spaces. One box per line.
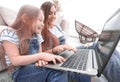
35, 10, 44, 34
48, 5, 56, 26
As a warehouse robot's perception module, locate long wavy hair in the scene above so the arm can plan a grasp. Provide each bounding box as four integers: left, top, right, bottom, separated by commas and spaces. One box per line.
10, 5, 40, 55
41, 1, 59, 51
0, 5, 41, 72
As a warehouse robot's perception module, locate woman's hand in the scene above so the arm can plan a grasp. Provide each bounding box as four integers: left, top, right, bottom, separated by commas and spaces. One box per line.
52, 45, 65, 53
61, 44, 76, 52
53, 44, 76, 53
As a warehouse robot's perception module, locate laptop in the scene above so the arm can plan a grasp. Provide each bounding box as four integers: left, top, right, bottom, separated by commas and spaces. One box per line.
44, 8, 120, 77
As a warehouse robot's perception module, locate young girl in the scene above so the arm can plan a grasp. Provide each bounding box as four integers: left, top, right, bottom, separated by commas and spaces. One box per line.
0, 5, 68, 82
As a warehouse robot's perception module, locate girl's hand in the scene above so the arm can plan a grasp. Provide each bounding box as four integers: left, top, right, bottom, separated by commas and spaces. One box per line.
39, 53, 65, 64
35, 60, 48, 67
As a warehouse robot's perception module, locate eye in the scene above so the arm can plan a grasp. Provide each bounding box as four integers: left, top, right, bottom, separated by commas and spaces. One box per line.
49, 11, 52, 15
38, 18, 42, 22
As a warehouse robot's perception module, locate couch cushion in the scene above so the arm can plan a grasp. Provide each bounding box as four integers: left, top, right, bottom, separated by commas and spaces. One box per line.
0, 6, 17, 26
0, 15, 6, 25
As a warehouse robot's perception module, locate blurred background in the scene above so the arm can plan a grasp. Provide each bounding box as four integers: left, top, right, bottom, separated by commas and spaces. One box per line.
0, 0, 120, 31
0, 0, 120, 47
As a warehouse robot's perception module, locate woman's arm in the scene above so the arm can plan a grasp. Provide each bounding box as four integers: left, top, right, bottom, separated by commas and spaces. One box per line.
43, 44, 76, 54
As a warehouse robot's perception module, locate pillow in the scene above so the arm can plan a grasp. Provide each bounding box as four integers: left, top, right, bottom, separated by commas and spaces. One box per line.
0, 15, 6, 25
0, 6, 17, 26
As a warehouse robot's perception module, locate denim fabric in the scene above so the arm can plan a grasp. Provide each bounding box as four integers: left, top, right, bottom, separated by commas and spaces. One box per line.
12, 65, 68, 82
77, 42, 120, 82
28, 38, 39, 54
12, 38, 68, 82
103, 49, 120, 82
76, 42, 96, 49
68, 72, 91, 82
58, 36, 65, 45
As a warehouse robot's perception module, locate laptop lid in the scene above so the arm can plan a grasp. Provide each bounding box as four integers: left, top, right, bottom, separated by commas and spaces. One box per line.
95, 8, 120, 77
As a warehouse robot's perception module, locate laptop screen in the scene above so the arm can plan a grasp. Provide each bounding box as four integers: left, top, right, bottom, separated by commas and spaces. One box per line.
96, 30, 120, 76
95, 8, 120, 76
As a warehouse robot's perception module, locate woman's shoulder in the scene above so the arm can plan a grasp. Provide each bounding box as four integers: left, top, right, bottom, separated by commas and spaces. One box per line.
54, 24, 61, 28
54, 24, 62, 30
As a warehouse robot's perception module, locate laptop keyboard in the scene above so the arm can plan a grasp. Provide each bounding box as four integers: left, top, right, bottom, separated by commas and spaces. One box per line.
60, 49, 89, 70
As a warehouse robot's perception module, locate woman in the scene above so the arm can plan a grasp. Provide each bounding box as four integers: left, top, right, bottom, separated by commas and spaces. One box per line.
40, 1, 91, 82
40, 1, 120, 82
0, 5, 68, 82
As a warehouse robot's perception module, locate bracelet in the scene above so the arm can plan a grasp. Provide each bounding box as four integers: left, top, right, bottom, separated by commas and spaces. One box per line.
52, 48, 58, 54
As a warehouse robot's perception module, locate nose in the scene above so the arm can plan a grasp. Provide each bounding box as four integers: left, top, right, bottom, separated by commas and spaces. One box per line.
41, 22, 44, 27
51, 13, 56, 18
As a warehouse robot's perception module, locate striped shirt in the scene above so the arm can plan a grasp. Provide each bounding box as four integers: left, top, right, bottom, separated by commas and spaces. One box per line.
49, 25, 65, 38
0, 29, 44, 66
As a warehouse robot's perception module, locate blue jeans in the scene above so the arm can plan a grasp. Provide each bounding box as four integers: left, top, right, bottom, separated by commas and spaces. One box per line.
12, 65, 68, 82
103, 49, 120, 82
68, 72, 91, 82
77, 43, 120, 82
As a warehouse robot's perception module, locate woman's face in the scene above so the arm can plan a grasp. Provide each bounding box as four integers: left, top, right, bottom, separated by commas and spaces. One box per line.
35, 10, 44, 34
48, 5, 56, 26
